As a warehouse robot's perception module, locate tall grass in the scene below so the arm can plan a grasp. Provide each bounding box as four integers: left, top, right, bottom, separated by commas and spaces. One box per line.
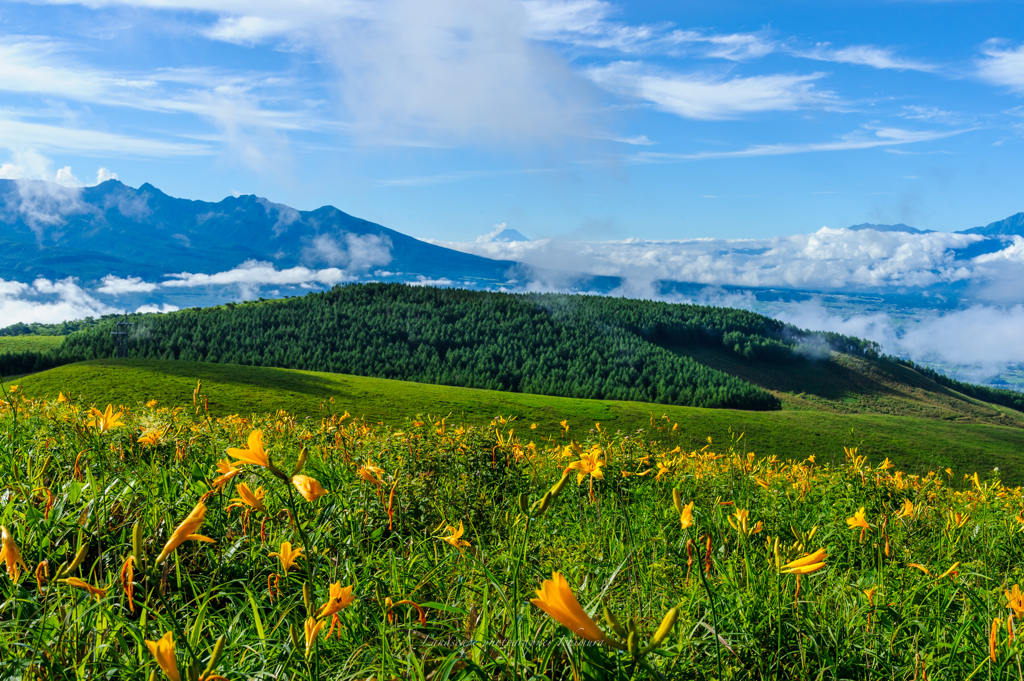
1, 382, 1022, 679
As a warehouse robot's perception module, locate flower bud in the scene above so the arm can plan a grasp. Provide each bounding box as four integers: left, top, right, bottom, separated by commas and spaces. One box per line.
627, 630, 640, 656
518, 493, 530, 515
61, 540, 89, 577
672, 488, 683, 515
649, 607, 678, 648
603, 605, 627, 639
303, 583, 312, 615
549, 471, 571, 498
293, 447, 308, 476
202, 635, 227, 679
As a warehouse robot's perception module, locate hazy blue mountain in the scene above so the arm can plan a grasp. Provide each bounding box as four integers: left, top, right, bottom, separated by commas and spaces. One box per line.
491, 228, 530, 242
0, 179, 521, 284
846, 223, 933, 234
959, 212, 1024, 237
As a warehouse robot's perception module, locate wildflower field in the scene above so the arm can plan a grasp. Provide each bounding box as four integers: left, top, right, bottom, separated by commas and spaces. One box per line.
2, 382, 1024, 680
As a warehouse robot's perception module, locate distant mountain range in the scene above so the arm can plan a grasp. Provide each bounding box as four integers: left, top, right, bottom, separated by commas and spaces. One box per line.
0, 178, 1021, 304
0, 179, 521, 285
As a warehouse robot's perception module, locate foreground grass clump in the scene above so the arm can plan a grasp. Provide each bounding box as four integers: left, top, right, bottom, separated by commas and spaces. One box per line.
1, 384, 1023, 679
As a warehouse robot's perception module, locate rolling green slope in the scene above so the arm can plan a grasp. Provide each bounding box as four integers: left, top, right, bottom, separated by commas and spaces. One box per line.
7, 358, 1024, 485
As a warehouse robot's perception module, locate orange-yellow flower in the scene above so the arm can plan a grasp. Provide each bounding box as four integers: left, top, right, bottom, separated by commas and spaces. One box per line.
62, 577, 107, 600
292, 475, 329, 502
936, 561, 960, 580
439, 521, 471, 550
1006, 585, 1024, 617
679, 501, 695, 530
145, 631, 181, 681
317, 582, 355, 619
1, 526, 28, 582
137, 426, 166, 446
895, 499, 914, 520
155, 501, 215, 564
991, 617, 1002, 662
907, 563, 931, 575
304, 616, 325, 655
566, 448, 605, 484
120, 555, 135, 613
780, 548, 827, 575
846, 507, 870, 542
211, 459, 242, 490
87, 404, 124, 432
531, 572, 608, 643
356, 460, 384, 486
268, 541, 303, 575
228, 483, 268, 514
227, 430, 270, 468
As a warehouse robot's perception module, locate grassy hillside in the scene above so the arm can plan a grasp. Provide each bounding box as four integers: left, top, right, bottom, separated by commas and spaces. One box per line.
8, 358, 1024, 485
0, 335, 64, 353
668, 343, 1024, 426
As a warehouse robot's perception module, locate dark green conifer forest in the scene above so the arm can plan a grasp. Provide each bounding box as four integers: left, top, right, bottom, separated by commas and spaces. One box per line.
0, 283, 901, 411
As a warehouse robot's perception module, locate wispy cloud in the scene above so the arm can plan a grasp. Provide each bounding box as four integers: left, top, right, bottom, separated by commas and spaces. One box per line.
977, 39, 1024, 93
0, 117, 210, 157
797, 43, 938, 72
627, 125, 970, 162
586, 61, 834, 119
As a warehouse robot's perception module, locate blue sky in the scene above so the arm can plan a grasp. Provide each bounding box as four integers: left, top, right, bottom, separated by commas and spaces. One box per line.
0, 0, 1022, 241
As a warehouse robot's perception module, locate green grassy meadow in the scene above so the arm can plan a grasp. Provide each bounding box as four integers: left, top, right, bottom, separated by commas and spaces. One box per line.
7, 358, 1024, 485
0, 335, 65, 353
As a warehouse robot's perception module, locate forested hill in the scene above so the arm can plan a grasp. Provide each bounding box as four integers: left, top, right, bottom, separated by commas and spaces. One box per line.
1, 284, 886, 411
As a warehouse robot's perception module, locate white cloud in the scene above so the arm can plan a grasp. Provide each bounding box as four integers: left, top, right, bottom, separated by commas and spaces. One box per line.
797, 43, 937, 72
586, 62, 834, 119
0, 276, 116, 325
0, 117, 210, 156
628, 125, 968, 162
135, 303, 179, 313
433, 227, 993, 292
977, 39, 1024, 93
160, 260, 358, 299
98, 275, 160, 294
301, 233, 393, 271
522, 1, 775, 59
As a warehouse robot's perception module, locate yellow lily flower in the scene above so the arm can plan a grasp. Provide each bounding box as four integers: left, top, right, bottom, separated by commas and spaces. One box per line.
846, 507, 870, 542
1006, 585, 1024, 617
211, 459, 242, 490
439, 521, 471, 550
228, 483, 268, 514
679, 501, 695, 530
780, 548, 827, 575
304, 616, 325, 655
227, 430, 270, 468
137, 426, 166, 446
895, 499, 914, 519
566, 448, 605, 484
356, 460, 384, 486
120, 555, 135, 613
155, 501, 215, 565
292, 475, 329, 502
1, 526, 28, 582
62, 577, 107, 600
268, 541, 304, 575
531, 572, 608, 643
145, 631, 181, 681
317, 582, 355, 619
87, 404, 124, 432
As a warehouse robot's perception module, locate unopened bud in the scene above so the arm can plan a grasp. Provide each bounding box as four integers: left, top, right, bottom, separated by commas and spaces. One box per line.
303, 584, 312, 615
603, 605, 627, 639
627, 630, 640, 656
518, 493, 530, 515
202, 635, 227, 679
549, 471, 571, 498
62, 540, 88, 576
289, 624, 301, 651
649, 607, 678, 648
293, 447, 308, 476
132, 521, 145, 570
672, 488, 683, 515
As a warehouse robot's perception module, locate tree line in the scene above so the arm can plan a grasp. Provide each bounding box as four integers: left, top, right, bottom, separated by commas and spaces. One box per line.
1, 284, 890, 411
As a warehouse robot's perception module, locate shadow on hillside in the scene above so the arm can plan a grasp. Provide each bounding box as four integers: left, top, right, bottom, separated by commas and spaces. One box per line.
104, 359, 341, 397
660, 343, 1007, 421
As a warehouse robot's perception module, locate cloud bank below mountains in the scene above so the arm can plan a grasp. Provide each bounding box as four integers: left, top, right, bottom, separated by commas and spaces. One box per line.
436, 228, 1022, 300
